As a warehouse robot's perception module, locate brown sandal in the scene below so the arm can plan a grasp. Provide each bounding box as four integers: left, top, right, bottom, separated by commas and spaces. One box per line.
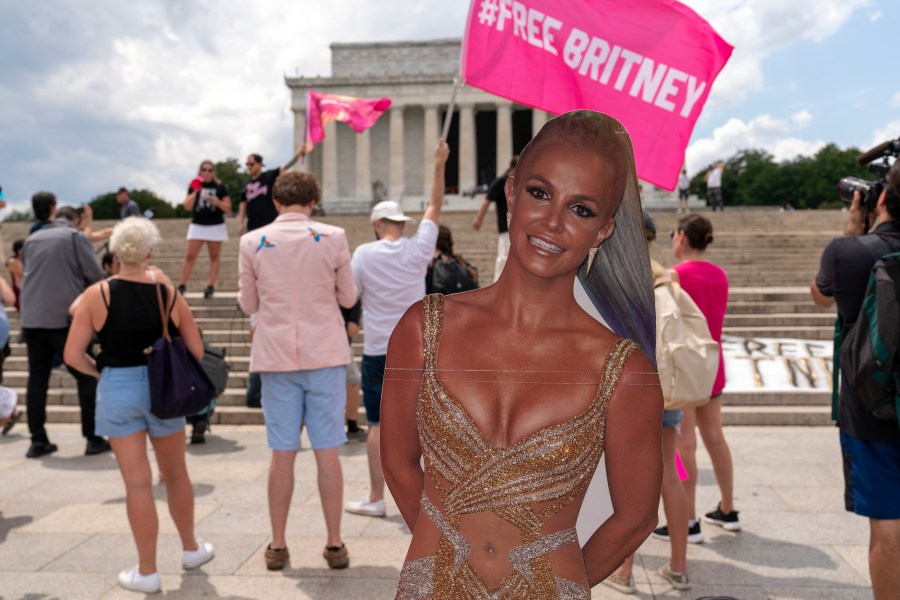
265, 545, 289, 571
323, 544, 349, 569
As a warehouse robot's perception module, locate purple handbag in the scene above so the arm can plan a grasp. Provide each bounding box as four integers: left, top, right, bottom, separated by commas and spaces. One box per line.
146, 283, 215, 420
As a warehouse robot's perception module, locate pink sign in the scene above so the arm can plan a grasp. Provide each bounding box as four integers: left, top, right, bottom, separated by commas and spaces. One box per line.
462, 0, 732, 190
303, 91, 392, 153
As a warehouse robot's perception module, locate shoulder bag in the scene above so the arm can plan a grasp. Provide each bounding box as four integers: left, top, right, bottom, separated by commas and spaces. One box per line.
146, 282, 215, 419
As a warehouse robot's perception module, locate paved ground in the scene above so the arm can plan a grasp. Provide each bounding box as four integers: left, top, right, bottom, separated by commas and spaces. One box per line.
0, 424, 872, 599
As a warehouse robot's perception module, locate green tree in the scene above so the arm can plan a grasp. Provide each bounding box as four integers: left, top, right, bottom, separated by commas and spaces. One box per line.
89, 189, 178, 219
215, 158, 246, 212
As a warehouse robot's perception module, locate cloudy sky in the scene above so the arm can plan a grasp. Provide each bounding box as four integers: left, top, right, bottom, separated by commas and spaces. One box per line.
0, 0, 897, 210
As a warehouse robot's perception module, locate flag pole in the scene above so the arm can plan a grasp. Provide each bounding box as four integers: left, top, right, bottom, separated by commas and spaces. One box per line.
300, 87, 311, 165
440, 77, 460, 142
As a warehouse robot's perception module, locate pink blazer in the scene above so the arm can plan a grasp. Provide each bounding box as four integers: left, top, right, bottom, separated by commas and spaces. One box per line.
239, 212, 358, 372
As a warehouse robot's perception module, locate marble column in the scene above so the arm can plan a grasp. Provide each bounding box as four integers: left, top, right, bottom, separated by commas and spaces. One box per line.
322, 121, 338, 200
496, 104, 513, 174
423, 105, 439, 198
389, 106, 405, 200
531, 109, 547, 139
458, 104, 476, 193
291, 109, 309, 173
355, 128, 371, 200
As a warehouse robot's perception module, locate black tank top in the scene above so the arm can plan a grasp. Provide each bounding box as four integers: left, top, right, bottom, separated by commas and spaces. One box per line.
97, 279, 178, 369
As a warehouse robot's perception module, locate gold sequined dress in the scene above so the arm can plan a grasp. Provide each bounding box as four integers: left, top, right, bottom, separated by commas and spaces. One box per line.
395, 295, 635, 600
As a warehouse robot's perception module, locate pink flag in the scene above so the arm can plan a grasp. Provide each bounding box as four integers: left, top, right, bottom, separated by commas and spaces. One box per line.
303, 90, 392, 153
462, 0, 732, 190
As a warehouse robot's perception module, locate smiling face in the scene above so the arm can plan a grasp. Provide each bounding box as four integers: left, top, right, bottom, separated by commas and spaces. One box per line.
505, 138, 621, 279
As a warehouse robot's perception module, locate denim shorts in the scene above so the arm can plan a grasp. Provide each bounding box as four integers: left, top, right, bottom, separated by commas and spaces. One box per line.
361, 354, 387, 425
96, 366, 185, 438
840, 432, 900, 520
261, 366, 346, 451
662, 409, 684, 429
346, 343, 361, 387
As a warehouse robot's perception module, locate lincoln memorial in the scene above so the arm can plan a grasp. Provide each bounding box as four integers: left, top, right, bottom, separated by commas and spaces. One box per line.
285, 38, 550, 213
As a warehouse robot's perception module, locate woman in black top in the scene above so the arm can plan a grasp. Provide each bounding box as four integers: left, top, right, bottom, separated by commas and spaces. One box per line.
176, 159, 231, 298
65, 217, 214, 593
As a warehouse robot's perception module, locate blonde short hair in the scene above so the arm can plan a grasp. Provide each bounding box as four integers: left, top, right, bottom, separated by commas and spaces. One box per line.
109, 217, 161, 265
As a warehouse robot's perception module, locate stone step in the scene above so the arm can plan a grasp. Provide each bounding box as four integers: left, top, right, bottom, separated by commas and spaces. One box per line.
723, 313, 836, 327
726, 301, 834, 315
720, 405, 832, 426
724, 391, 830, 406
722, 326, 833, 340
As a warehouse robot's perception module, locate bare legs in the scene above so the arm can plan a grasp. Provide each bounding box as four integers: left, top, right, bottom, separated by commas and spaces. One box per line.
178, 239, 221, 289
268, 450, 296, 550
661, 427, 689, 573
870, 518, 900, 600
268, 448, 344, 550
110, 429, 198, 576
676, 396, 736, 519
206, 241, 222, 288
366, 424, 385, 503
345, 383, 361, 425
315, 448, 345, 548
612, 427, 690, 583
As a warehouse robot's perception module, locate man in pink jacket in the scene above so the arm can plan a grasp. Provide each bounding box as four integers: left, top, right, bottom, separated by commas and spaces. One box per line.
238, 172, 358, 572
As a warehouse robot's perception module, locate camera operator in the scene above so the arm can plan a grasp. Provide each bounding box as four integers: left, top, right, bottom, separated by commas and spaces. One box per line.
811, 160, 900, 598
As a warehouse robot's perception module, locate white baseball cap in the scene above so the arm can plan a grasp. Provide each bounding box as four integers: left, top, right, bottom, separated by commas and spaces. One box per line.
370, 200, 414, 223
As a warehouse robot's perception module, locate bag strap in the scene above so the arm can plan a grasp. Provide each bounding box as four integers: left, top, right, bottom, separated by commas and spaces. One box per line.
154, 282, 173, 342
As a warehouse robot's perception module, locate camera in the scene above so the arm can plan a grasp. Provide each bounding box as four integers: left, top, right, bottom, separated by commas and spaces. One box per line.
837, 177, 884, 212
837, 137, 900, 224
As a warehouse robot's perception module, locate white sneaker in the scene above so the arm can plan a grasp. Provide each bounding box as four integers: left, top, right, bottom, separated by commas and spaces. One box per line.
182, 539, 215, 569
345, 495, 386, 517
118, 566, 161, 593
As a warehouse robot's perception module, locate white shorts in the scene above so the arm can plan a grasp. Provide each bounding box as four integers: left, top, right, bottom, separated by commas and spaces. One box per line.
187, 223, 228, 242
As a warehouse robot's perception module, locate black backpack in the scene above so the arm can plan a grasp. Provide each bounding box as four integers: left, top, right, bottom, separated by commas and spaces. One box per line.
430, 254, 478, 295
834, 235, 900, 428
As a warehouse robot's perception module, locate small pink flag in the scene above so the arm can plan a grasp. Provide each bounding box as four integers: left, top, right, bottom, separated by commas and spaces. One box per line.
303, 90, 392, 153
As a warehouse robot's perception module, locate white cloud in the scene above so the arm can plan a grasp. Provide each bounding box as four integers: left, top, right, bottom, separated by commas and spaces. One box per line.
869, 10, 882, 22
0, 1, 469, 206
868, 121, 900, 150
892, 92, 900, 108
680, 0, 869, 106
792, 110, 813, 127
686, 113, 826, 173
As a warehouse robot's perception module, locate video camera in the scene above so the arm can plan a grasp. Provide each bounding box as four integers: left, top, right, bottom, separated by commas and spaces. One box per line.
837, 137, 900, 227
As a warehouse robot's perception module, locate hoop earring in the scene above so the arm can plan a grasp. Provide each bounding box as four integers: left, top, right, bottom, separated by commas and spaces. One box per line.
584, 247, 598, 275
506, 212, 512, 227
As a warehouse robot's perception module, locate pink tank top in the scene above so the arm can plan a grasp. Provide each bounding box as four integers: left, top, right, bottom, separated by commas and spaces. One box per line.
672, 261, 729, 396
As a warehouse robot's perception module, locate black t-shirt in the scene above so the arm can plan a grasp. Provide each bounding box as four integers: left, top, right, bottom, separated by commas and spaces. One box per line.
187, 182, 228, 226
816, 220, 900, 441
486, 175, 509, 234
242, 169, 280, 231
97, 280, 178, 369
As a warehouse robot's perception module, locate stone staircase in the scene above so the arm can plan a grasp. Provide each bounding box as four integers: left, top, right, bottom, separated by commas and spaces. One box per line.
0, 208, 846, 428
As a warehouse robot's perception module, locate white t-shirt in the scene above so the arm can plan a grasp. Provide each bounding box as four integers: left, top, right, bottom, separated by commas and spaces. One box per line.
678, 174, 690, 191
352, 219, 439, 356
707, 166, 723, 188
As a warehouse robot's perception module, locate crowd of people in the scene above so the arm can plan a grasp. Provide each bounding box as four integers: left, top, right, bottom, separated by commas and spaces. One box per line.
2, 110, 895, 599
